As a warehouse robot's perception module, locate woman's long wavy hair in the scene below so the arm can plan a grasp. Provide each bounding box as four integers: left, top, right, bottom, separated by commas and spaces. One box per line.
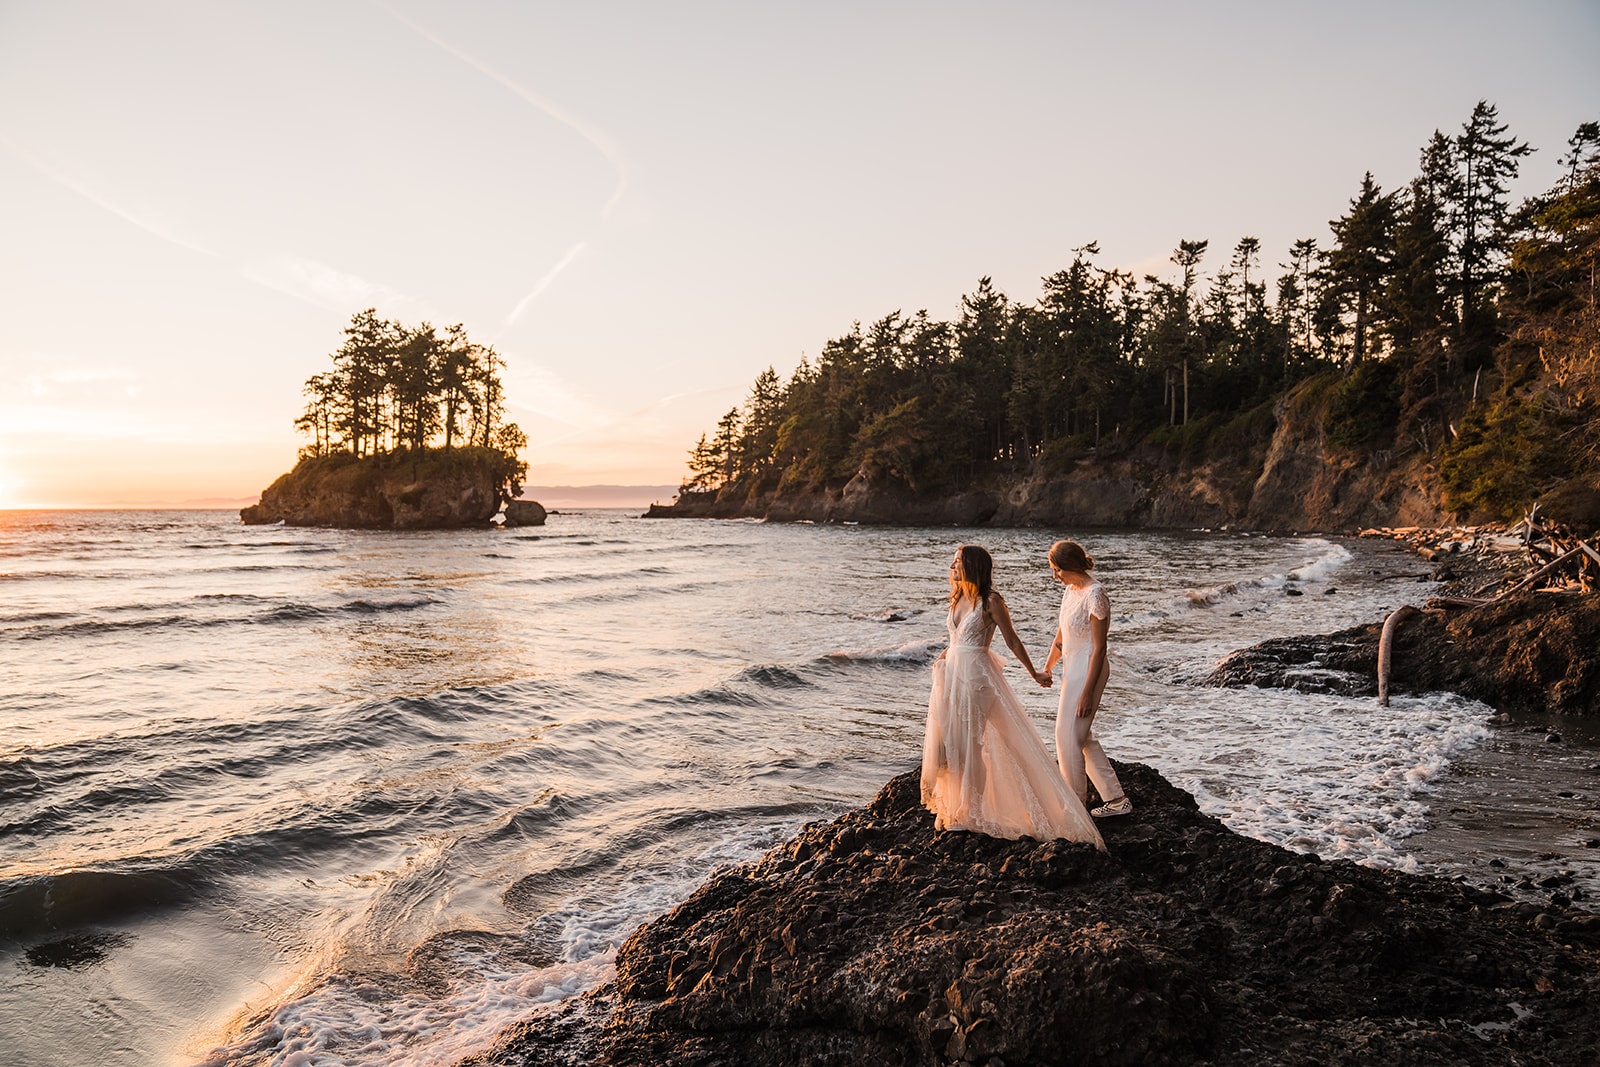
949, 544, 994, 612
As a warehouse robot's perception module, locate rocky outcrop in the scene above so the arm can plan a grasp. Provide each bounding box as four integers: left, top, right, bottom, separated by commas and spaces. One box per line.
468, 764, 1600, 1066
647, 472, 1002, 526
240, 450, 509, 530
1206, 590, 1600, 716
502, 499, 547, 527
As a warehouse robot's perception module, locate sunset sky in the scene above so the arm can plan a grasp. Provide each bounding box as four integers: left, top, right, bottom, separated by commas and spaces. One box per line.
2, 1, 1596, 508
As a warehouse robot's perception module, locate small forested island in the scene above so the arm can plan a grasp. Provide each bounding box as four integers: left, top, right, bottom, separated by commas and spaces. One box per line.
241, 310, 542, 529
653, 104, 1600, 533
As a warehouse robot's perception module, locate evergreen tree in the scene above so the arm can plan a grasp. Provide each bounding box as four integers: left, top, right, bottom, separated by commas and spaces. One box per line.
713, 407, 742, 487
333, 308, 396, 458
1450, 101, 1533, 355
683, 433, 720, 492
1170, 239, 1208, 424
956, 276, 1014, 462
1558, 122, 1600, 188
297, 310, 516, 464
1278, 238, 1325, 373
1327, 173, 1397, 367
737, 366, 787, 480
436, 324, 478, 451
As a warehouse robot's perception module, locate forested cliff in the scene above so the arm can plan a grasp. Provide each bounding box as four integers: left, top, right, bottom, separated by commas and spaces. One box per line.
658, 105, 1600, 533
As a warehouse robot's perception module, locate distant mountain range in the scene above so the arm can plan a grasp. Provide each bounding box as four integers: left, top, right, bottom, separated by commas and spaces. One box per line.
39, 486, 680, 511
521, 485, 679, 509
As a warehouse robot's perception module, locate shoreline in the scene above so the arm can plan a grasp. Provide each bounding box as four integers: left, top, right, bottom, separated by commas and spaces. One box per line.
11, 512, 1595, 1065
477, 762, 1600, 1065
1400, 706, 1600, 907
461, 525, 1600, 1065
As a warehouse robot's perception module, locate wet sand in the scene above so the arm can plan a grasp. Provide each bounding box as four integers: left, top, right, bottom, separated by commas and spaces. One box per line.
1403, 709, 1600, 906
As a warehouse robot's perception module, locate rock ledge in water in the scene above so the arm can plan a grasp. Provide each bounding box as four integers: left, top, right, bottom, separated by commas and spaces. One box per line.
1206, 591, 1600, 716
467, 763, 1600, 1066
240, 448, 516, 530
502, 499, 547, 527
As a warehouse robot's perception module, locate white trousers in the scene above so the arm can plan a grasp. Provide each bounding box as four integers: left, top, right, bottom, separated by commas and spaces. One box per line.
1055, 712, 1124, 805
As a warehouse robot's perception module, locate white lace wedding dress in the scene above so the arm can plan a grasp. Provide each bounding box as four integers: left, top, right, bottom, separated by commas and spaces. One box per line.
920, 601, 1105, 847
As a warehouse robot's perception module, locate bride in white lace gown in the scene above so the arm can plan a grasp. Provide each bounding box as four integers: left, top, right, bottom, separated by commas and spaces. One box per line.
920, 545, 1105, 848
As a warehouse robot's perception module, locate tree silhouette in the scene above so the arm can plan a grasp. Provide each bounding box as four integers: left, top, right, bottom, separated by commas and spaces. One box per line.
297, 311, 520, 470
674, 105, 1595, 524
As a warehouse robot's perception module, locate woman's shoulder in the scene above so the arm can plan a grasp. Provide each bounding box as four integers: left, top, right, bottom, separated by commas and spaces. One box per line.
1064, 580, 1107, 597
1064, 580, 1110, 613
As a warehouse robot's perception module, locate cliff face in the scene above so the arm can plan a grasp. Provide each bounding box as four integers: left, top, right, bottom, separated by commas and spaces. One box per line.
240, 450, 508, 529
648, 386, 1455, 532
1243, 389, 1447, 531
471, 764, 1600, 1066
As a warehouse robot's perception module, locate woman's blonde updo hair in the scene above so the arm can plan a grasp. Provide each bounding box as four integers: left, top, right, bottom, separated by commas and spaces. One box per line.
1048, 539, 1094, 574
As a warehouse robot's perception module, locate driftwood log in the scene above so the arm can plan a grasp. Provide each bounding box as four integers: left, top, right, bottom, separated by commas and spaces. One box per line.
1376, 604, 1419, 707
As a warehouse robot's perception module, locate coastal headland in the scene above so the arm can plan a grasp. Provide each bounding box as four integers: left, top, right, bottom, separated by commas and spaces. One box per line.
470, 764, 1600, 1066
645, 380, 1598, 535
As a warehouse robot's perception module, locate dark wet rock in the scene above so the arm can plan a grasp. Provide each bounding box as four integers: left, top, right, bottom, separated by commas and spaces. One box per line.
1204, 630, 1375, 696
23, 931, 130, 969
502, 499, 547, 527
645, 473, 1002, 526
1205, 591, 1600, 715
465, 764, 1600, 1066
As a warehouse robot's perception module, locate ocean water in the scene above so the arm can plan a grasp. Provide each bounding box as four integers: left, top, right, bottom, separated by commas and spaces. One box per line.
0, 509, 1591, 1065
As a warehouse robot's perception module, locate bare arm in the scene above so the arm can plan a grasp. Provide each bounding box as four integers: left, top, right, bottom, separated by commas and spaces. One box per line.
988, 594, 1044, 680
1077, 611, 1111, 718
1042, 626, 1063, 674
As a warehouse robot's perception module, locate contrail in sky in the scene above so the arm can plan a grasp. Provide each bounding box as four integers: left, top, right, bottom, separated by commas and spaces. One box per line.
1, 135, 423, 316
375, 3, 628, 328
377, 2, 629, 222
501, 241, 587, 331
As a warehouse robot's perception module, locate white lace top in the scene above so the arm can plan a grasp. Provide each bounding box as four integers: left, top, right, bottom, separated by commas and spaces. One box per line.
947, 599, 996, 650
1059, 581, 1110, 640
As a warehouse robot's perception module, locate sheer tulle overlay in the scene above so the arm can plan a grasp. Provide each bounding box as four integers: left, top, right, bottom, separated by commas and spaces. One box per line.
920, 604, 1105, 848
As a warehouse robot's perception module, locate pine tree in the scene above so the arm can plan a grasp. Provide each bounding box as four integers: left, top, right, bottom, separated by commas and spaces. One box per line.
1450, 102, 1533, 355
1327, 173, 1397, 367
